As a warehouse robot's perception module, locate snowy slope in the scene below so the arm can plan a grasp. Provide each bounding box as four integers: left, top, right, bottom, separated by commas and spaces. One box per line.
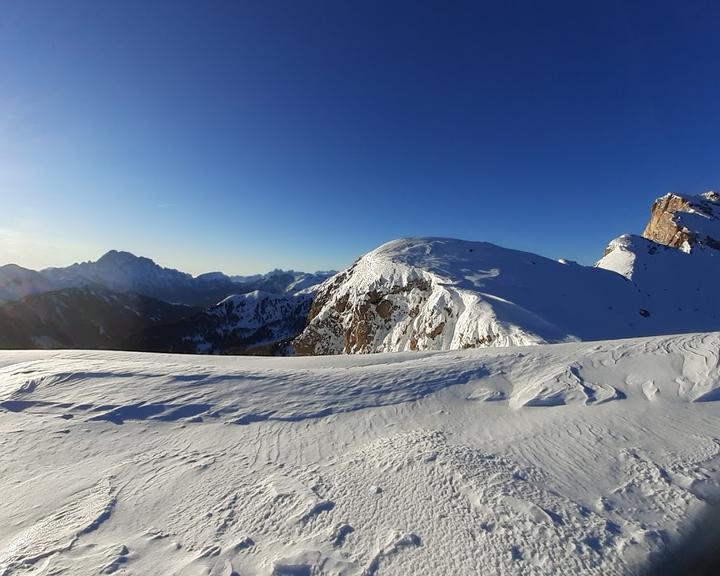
1, 332, 720, 575
598, 233, 720, 289
213, 291, 312, 330
293, 237, 687, 354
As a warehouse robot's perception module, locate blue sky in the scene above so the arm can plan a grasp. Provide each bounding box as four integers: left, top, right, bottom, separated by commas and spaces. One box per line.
2, 0, 720, 275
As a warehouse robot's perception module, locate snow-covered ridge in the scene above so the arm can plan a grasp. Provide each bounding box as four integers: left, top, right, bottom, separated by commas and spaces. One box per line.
294, 237, 693, 354
294, 190, 720, 356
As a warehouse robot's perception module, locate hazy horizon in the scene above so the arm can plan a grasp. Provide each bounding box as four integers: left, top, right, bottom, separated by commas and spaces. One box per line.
0, 232, 611, 277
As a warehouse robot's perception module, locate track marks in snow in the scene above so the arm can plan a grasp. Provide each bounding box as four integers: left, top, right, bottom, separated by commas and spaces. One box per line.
215, 430, 636, 575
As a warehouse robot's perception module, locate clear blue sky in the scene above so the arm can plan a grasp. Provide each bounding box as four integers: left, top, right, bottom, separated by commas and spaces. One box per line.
1, 0, 719, 275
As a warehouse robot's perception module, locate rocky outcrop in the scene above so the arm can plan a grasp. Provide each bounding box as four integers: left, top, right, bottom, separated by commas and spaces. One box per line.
641, 191, 720, 252
293, 265, 439, 354
599, 190, 720, 279
596, 192, 720, 338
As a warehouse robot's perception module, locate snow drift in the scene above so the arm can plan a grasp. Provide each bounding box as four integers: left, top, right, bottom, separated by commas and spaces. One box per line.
1, 332, 720, 575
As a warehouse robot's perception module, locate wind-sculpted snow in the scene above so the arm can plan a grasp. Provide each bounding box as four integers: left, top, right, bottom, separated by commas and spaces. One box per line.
0, 478, 116, 575
2, 333, 720, 425
2, 333, 720, 574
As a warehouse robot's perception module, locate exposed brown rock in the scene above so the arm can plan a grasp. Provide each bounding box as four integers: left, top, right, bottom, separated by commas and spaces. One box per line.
641, 192, 720, 251
293, 277, 434, 355
642, 194, 694, 249
377, 300, 393, 319
460, 334, 494, 348
428, 322, 445, 338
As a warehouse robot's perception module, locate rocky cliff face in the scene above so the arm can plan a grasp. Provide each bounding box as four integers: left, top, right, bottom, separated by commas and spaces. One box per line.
293, 265, 447, 355
641, 191, 720, 252
599, 190, 720, 281
292, 238, 664, 355
596, 192, 720, 337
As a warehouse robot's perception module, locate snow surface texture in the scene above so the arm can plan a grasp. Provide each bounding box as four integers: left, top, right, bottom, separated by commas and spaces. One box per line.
2, 332, 720, 574
295, 237, 718, 354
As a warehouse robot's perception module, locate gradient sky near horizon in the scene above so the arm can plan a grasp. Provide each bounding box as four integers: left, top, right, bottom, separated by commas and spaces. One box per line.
2, 0, 720, 275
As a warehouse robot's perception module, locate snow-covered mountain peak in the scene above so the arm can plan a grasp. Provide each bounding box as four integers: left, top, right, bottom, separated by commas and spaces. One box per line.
96, 249, 150, 266
293, 236, 668, 355
357, 237, 558, 287
90, 250, 193, 279
0, 249, 332, 309
595, 193, 720, 338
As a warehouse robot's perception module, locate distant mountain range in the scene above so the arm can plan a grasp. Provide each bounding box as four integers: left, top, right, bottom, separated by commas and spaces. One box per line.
1, 190, 719, 354
0, 251, 334, 307
0, 253, 334, 353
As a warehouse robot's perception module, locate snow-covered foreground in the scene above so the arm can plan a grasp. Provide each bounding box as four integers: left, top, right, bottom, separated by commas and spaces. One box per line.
2, 333, 720, 575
